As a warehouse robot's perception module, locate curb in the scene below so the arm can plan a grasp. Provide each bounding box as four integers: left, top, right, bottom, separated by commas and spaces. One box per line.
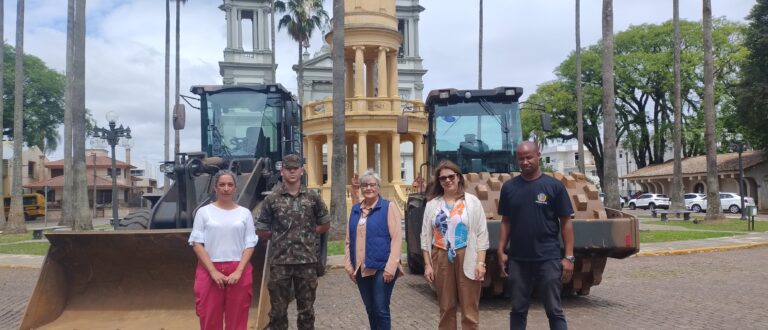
636, 242, 768, 257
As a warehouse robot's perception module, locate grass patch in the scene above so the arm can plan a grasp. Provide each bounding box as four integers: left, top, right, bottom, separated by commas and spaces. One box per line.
0, 232, 34, 244
0, 241, 50, 255
327, 241, 407, 256
646, 219, 768, 232
640, 230, 737, 243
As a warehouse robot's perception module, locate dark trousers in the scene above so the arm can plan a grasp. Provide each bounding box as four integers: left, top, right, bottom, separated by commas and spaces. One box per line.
356, 270, 397, 330
507, 259, 567, 330
267, 264, 318, 330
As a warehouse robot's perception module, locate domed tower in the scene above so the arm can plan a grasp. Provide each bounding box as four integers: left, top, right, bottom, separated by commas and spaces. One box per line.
302, 0, 427, 211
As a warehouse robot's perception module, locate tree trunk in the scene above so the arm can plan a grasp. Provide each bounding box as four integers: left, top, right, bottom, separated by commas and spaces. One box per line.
0, 0, 6, 230
601, 0, 620, 210
671, 0, 684, 210
60, 0, 75, 227
702, 0, 723, 220
329, 0, 346, 238
298, 38, 304, 104
478, 0, 482, 89
271, 0, 276, 83
164, 0, 170, 191
575, 0, 586, 174
7, 0, 26, 234
173, 0, 181, 158
72, 0, 92, 230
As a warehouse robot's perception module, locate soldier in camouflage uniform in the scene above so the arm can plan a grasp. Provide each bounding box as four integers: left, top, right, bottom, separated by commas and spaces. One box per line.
256, 154, 330, 330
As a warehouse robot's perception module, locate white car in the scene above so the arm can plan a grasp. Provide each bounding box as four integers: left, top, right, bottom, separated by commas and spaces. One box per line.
599, 193, 624, 208
687, 192, 756, 214
684, 193, 707, 212
627, 193, 670, 211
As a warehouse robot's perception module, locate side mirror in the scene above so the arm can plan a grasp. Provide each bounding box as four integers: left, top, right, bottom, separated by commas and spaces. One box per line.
397, 115, 409, 134
540, 113, 552, 132
173, 104, 186, 130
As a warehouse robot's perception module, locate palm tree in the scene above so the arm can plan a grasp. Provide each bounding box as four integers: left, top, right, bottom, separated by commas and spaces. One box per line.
60, 0, 75, 227
670, 0, 684, 210
575, 0, 585, 174
173, 0, 187, 159
7, 0, 26, 234
702, 0, 723, 220
0, 0, 6, 230
329, 0, 345, 237
601, 0, 620, 210
274, 0, 329, 104
271, 0, 277, 83
164, 0, 170, 191
478, 0, 483, 89
72, 0, 92, 230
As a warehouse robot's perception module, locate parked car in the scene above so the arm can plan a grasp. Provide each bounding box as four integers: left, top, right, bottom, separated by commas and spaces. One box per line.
627, 193, 670, 211
687, 192, 756, 214
599, 192, 624, 209
684, 193, 707, 212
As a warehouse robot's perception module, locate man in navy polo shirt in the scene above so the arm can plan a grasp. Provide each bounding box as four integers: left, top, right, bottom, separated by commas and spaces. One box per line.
497, 141, 574, 330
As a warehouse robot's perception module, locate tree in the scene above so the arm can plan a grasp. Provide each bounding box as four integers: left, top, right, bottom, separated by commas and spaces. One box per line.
601, 0, 620, 210
478, 0, 483, 89
329, 0, 345, 238
575, 0, 585, 174
670, 0, 684, 210
702, 0, 724, 221
164, 0, 170, 191
61, 0, 75, 227
275, 0, 329, 104
0, 0, 5, 230
71, 0, 91, 230
173, 0, 186, 159
7, 0, 26, 234
734, 0, 768, 150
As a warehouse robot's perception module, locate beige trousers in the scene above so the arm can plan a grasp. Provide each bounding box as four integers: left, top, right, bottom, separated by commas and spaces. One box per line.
432, 247, 482, 330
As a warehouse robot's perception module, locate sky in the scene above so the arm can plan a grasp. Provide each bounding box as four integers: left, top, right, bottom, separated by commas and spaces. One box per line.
3, 0, 756, 181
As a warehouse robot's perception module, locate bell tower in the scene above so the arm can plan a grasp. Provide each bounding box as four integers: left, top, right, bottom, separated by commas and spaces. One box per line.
219, 0, 275, 84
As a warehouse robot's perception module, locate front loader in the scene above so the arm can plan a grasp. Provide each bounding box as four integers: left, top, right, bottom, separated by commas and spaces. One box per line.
20, 84, 319, 329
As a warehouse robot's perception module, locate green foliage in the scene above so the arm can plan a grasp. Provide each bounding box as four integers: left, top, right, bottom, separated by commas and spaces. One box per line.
3, 44, 65, 154
0, 241, 50, 255
522, 20, 746, 187
734, 0, 768, 150
274, 0, 329, 45
646, 219, 768, 232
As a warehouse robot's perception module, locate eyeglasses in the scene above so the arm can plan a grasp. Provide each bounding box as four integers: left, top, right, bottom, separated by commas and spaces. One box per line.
361, 183, 378, 188
438, 173, 458, 182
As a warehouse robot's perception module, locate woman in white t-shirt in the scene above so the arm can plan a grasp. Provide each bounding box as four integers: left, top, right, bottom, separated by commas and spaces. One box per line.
189, 170, 258, 330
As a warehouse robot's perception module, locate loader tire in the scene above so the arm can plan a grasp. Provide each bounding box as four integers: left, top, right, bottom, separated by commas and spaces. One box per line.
118, 209, 151, 230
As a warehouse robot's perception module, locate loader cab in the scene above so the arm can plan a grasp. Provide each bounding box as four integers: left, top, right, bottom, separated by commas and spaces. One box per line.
425, 87, 524, 174
192, 84, 302, 165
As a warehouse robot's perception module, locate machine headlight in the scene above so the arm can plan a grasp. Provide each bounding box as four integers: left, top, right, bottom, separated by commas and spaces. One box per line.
439, 91, 450, 99
275, 161, 283, 171
505, 89, 516, 96
159, 162, 175, 174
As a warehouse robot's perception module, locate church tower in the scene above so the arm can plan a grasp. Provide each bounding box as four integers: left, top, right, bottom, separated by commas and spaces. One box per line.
219, 0, 275, 85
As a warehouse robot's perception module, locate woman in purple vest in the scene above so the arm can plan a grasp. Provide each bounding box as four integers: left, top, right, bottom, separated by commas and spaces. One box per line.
344, 169, 404, 330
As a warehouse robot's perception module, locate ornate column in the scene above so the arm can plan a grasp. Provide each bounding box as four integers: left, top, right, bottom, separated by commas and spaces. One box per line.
380, 139, 390, 183
357, 132, 368, 175
365, 60, 375, 97
236, 9, 243, 49
391, 132, 402, 183
347, 140, 354, 180
345, 60, 354, 97
305, 136, 317, 186
225, 5, 234, 49
414, 18, 420, 56
413, 133, 424, 178
377, 47, 389, 98
252, 10, 259, 51
388, 50, 399, 103
354, 46, 365, 98
325, 134, 333, 186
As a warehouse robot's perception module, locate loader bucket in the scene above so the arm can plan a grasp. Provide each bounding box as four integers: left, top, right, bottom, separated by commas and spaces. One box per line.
20, 230, 271, 330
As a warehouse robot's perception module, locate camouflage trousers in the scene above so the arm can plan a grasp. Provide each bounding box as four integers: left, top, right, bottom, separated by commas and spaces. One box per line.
267, 263, 318, 330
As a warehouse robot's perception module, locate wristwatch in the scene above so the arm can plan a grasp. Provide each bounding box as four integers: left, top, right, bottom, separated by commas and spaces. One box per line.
564, 256, 576, 263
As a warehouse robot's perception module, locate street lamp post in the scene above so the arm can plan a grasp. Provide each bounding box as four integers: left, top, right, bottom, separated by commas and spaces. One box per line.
729, 133, 747, 220
92, 111, 131, 229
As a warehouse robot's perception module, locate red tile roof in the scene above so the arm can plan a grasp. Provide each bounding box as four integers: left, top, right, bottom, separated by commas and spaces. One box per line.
24, 175, 131, 189
45, 155, 135, 169
622, 151, 765, 179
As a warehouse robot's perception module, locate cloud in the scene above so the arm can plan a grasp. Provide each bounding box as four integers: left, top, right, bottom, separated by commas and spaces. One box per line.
3, 0, 754, 183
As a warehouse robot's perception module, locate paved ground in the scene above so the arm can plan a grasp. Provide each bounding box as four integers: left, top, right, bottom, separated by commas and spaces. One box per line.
3, 246, 768, 329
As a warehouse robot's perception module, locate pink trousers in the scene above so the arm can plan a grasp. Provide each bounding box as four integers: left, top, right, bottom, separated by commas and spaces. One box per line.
194, 261, 253, 330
